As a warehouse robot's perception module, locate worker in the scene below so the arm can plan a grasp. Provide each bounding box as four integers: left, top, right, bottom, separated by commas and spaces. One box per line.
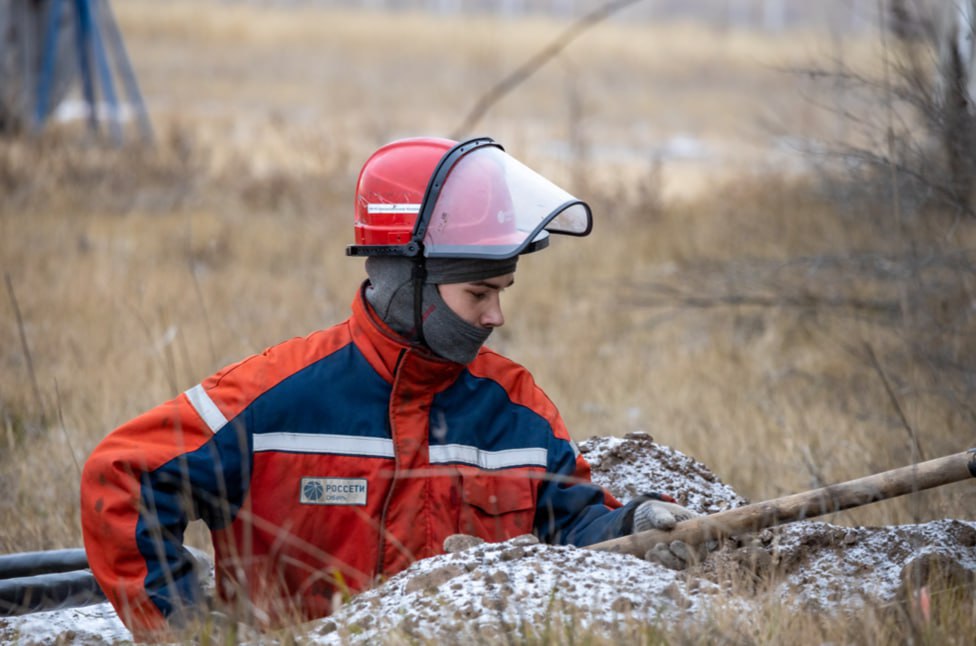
80, 136, 697, 640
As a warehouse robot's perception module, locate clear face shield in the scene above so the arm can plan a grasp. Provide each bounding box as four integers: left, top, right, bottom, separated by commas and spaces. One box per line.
416, 140, 592, 259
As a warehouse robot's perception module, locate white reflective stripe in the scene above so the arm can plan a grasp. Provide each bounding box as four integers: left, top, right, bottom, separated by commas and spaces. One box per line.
429, 444, 547, 469
366, 203, 421, 214
184, 384, 228, 434
569, 439, 581, 459
253, 432, 395, 458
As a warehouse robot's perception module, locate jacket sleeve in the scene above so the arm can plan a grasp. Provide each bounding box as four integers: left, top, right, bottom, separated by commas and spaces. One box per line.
80, 383, 251, 640
534, 431, 642, 547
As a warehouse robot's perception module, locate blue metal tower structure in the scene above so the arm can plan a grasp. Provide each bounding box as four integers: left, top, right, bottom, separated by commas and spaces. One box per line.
34, 0, 152, 143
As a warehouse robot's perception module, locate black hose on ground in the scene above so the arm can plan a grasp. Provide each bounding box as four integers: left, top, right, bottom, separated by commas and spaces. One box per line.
0, 546, 213, 617
0, 549, 89, 580
0, 570, 105, 616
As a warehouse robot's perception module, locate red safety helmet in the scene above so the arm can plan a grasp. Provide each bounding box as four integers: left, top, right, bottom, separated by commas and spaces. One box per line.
347, 136, 592, 260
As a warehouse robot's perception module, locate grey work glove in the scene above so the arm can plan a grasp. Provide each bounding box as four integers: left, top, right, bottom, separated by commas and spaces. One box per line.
632, 497, 699, 532
645, 539, 714, 571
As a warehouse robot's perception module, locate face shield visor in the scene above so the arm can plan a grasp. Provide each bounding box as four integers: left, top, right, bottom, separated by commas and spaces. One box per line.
417, 139, 592, 259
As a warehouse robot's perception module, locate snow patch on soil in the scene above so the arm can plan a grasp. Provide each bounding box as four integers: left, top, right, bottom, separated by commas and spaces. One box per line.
0, 603, 129, 645
306, 534, 732, 644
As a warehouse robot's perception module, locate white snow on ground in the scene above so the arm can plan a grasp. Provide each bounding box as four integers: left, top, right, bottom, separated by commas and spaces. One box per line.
2, 433, 973, 644
1, 602, 130, 645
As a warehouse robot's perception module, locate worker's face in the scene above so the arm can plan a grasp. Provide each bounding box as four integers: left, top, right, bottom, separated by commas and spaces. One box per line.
437, 273, 514, 330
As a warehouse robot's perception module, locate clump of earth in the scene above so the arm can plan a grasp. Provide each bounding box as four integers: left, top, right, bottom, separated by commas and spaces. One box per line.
2, 433, 973, 644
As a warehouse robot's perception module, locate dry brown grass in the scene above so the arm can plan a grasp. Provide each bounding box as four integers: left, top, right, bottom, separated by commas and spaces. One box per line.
1, 1, 973, 641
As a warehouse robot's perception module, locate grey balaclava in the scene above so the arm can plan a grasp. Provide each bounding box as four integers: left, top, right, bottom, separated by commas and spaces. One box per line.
365, 256, 518, 364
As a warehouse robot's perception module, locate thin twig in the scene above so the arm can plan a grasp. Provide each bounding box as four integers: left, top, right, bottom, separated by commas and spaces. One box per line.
629, 290, 900, 316
186, 212, 217, 368
864, 341, 926, 463
800, 445, 828, 490
123, 299, 178, 393
54, 378, 82, 477
878, 0, 905, 231
4, 272, 45, 426
450, 0, 643, 139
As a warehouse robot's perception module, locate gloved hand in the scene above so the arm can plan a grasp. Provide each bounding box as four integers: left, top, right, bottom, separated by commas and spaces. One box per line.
628, 493, 713, 571
645, 539, 712, 571
631, 493, 699, 532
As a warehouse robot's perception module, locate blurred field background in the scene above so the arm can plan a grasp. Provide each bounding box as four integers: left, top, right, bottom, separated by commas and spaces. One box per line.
1, 0, 973, 609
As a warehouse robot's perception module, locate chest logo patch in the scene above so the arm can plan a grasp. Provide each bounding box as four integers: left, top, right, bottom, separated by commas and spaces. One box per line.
300, 477, 368, 506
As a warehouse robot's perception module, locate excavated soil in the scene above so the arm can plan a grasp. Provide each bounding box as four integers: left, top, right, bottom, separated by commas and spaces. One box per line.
2, 434, 973, 644
581, 431, 749, 512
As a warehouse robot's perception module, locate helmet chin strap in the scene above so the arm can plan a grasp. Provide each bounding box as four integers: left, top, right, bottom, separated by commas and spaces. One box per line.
411, 256, 428, 348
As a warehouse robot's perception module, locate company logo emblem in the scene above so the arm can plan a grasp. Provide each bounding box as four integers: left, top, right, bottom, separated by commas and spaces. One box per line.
300, 477, 368, 506
302, 479, 324, 502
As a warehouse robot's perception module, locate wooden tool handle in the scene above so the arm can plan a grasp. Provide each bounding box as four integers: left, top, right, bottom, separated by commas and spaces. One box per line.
590, 449, 976, 557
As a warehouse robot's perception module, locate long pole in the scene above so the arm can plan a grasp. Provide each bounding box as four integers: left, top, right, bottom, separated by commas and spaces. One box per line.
98, 0, 153, 142
590, 449, 976, 557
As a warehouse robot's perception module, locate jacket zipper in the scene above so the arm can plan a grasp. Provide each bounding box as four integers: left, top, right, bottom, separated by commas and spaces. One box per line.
374, 348, 407, 578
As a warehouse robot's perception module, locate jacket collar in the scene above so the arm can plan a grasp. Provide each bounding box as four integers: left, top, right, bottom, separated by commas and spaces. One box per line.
349, 281, 465, 388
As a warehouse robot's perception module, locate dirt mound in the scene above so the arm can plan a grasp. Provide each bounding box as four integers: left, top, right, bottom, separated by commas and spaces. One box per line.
307, 519, 976, 644
306, 534, 728, 644
1, 434, 973, 644
702, 519, 976, 610
580, 431, 748, 512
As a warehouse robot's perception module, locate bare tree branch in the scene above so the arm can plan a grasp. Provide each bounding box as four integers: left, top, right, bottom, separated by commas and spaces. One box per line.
450, 0, 643, 139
